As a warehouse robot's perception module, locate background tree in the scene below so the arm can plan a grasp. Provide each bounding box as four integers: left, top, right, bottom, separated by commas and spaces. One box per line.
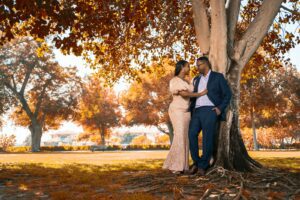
259, 65, 300, 147
0, 38, 81, 152
131, 134, 152, 146
155, 134, 170, 145
77, 126, 113, 145
76, 77, 121, 145
0, 69, 11, 128
240, 63, 300, 149
121, 59, 174, 143
239, 51, 283, 150
0, 134, 16, 151
1, 0, 299, 171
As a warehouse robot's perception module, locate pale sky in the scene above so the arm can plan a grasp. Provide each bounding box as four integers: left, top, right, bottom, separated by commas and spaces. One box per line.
1, 39, 299, 145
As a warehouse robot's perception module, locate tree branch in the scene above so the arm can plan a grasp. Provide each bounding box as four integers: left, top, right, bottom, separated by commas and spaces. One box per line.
280, 5, 299, 15
233, 0, 284, 67
227, 0, 241, 51
4, 81, 34, 119
33, 78, 52, 118
11, 75, 17, 90
3, 81, 18, 96
20, 64, 34, 95
209, 0, 228, 73
192, 0, 210, 54
157, 125, 168, 135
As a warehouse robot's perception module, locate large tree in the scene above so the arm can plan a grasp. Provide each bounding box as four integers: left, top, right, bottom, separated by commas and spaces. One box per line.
1, 0, 299, 170
191, 0, 299, 171
0, 38, 81, 152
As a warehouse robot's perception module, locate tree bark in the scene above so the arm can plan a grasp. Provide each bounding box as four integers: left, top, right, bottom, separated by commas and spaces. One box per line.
192, 0, 210, 53
100, 126, 106, 146
157, 121, 174, 144
166, 120, 174, 145
29, 120, 42, 152
209, 0, 228, 73
214, 62, 262, 171
226, 0, 241, 50
251, 107, 259, 151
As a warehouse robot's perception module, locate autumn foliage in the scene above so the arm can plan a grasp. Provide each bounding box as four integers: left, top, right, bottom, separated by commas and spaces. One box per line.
76, 77, 121, 145
0, 134, 16, 151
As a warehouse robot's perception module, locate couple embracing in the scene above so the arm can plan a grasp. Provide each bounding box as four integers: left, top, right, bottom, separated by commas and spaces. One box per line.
163, 56, 232, 176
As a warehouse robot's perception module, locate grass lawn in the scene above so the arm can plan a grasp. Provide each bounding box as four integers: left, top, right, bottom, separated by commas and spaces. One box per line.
0, 151, 299, 199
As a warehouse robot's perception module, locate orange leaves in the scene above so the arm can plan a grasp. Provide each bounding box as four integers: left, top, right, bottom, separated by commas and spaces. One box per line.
76, 76, 121, 143
267, 191, 285, 199
120, 59, 173, 127
0, 134, 16, 151
0, 0, 196, 83
155, 135, 170, 145
131, 135, 152, 145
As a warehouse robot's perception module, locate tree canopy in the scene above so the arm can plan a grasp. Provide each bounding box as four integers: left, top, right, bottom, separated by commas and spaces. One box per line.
1, 0, 298, 83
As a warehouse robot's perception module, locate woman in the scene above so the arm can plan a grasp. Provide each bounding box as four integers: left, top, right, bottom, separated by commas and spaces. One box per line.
163, 60, 208, 174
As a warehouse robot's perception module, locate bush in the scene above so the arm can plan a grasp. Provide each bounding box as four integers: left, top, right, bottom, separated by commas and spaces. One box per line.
4, 144, 170, 152
6, 145, 91, 152
124, 144, 170, 150
0, 134, 16, 151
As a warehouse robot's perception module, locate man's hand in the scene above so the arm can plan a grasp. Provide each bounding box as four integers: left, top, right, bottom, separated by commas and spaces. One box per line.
212, 107, 221, 116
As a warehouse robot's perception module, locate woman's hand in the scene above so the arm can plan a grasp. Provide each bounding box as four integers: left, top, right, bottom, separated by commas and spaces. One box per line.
197, 89, 208, 97
177, 89, 207, 98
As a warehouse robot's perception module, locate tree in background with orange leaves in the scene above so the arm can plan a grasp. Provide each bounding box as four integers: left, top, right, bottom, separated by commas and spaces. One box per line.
76, 77, 121, 145
121, 59, 175, 144
0, 38, 81, 152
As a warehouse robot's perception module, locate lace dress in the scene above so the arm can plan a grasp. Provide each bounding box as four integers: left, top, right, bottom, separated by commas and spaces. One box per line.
163, 76, 193, 171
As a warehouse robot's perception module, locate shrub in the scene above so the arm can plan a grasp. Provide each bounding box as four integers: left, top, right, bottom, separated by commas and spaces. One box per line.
5, 144, 170, 152
0, 134, 16, 151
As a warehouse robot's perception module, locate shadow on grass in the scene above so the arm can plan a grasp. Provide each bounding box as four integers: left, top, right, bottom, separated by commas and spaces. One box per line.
0, 157, 299, 199
0, 160, 165, 200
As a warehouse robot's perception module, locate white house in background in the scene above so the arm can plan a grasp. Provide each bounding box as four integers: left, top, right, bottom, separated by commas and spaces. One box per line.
42, 131, 96, 146
42, 131, 77, 146
40, 121, 95, 146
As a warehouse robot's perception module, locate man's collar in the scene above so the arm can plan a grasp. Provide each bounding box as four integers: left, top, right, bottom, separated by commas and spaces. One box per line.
201, 70, 211, 78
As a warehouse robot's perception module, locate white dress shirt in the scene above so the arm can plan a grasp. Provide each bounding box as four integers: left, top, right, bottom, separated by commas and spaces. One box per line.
195, 70, 215, 108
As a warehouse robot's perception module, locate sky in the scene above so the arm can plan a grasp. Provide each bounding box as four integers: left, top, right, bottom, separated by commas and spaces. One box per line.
1, 30, 299, 145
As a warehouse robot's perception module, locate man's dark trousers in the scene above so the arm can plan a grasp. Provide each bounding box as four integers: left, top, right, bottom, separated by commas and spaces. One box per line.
189, 106, 218, 170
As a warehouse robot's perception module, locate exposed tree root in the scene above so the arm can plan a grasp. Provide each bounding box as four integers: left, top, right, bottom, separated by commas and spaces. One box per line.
124, 167, 300, 199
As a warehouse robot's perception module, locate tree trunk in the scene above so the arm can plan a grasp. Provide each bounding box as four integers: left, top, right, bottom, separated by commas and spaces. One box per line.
251, 107, 259, 151
166, 120, 174, 144
100, 126, 106, 146
214, 62, 262, 171
29, 120, 42, 152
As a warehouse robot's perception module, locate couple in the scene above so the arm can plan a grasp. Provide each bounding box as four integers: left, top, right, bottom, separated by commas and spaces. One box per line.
163, 56, 232, 175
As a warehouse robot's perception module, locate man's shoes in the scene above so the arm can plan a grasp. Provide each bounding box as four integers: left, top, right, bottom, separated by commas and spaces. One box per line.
189, 163, 197, 170
188, 164, 198, 175
197, 168, 206, 176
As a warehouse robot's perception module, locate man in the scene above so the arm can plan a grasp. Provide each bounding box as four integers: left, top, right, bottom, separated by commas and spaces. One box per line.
188, 56, 232, 175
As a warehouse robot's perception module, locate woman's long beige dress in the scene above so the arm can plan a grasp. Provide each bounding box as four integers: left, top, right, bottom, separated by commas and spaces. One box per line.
163, 76, 193, 171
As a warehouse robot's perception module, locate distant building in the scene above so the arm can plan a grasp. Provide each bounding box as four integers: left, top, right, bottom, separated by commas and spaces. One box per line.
42, 131, 96, 146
